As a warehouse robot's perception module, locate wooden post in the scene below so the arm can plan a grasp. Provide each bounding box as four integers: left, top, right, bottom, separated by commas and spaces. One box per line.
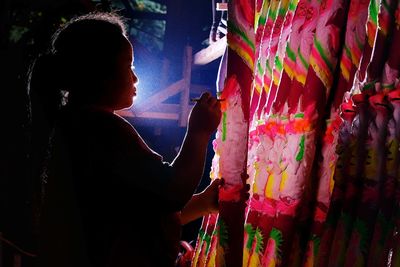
179, 45, 192, 127
193, 36, 226, 66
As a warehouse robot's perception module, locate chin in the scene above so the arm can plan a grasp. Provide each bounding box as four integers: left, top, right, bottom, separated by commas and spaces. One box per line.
117, 100, 133, 110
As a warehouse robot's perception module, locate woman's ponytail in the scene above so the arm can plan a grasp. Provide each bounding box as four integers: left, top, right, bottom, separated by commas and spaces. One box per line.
28, 53, 66, 128
28, 52, 67, 230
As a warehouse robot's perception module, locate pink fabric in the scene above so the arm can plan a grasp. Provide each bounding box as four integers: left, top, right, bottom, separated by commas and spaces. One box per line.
219, 184, 244, 202
249, 197, 277, 216
276, 198, 300, 216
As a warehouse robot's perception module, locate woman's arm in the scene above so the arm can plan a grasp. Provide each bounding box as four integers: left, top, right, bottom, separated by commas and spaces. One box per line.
180, 176, 250, 225
166, 92, 222, 209
180, 178, 222, 225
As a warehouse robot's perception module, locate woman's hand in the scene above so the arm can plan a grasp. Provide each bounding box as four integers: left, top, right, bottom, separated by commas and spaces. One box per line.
180, 174, 251, 225
179, 178, 223, 225
200, 173, 251, 215
199, 178, 224, 214
187, 92, 222, 137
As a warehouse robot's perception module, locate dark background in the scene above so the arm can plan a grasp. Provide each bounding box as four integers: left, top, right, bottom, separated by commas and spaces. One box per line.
0, 0, 221, 264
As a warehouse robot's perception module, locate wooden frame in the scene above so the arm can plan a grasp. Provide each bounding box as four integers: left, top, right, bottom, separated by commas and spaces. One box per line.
117, 40, 226, 127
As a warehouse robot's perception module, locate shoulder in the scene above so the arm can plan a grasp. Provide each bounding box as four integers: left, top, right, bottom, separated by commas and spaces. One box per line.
59, 106, 163, 159
63, 106, 137, 136
87, 109, 134, 132
91, 110, 163, 160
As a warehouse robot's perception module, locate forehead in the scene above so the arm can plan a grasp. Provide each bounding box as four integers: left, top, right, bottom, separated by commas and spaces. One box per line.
114, 34, 133, 63
122, 35, 133, 59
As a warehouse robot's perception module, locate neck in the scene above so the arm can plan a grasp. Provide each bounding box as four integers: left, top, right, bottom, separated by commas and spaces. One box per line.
66, 101, 114, 113
67, 94, 115, 113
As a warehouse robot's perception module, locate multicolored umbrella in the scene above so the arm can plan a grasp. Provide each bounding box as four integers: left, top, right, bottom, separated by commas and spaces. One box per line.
263, 0, 298, 115
301, 0, 372, 264
262, 0, 349, 265
243, 0, 299, 265
326, 88, 371, 267
260, 0, 294, 116
191, 0, 400, 266
327, 0, 397, 265
250, 0, 280, 120
343, 90, 391, 267
244, 0, 322, 265
367, 2, 400, 264
192, 0, 255, 266
314, 96, 358, 267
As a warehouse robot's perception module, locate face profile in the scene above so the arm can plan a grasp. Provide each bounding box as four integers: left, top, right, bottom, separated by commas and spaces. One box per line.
100, 35, 138, 111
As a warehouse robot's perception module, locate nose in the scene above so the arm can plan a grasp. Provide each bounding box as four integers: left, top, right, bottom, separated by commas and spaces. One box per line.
131, 69, 138, 85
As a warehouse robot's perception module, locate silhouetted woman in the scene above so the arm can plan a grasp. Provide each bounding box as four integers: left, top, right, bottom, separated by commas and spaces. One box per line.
28, 12, 222, 267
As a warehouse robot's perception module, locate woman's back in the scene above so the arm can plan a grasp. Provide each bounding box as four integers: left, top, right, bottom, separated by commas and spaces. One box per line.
39, 107, 181, 266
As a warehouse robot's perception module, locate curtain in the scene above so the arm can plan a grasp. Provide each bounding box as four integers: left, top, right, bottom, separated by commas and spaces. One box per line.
192, 0, 400, 266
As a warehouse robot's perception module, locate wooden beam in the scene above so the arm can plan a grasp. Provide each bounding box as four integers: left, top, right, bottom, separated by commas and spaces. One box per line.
116, 103, 195, 119
152, 103, 181, 113
117, 110, 180, 120
134, 79, 185, 112
179, 46, 192, 127
140, 103, 193, 114
136, 111, 180, 120
115, 45, 209, 126
115, 109, 134, 118
193, 36, 227, 65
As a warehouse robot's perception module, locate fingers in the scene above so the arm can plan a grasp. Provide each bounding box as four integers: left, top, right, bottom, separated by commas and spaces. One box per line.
206, 94, 219, 107
241, 172, 250, 200
241, 183, 251, 200
241, 172, 249, 184
217, 176, 250, 201
216, 177, 248, 190
187, 91, 221, 136
199, 91, 212, 102
207, 178, 224, 193
198, 92, 221, 108
211, 178, 223, 186
244, 183, 250, 192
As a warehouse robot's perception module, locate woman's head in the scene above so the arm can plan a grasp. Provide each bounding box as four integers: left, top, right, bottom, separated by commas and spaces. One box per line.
29, 12, 138, 116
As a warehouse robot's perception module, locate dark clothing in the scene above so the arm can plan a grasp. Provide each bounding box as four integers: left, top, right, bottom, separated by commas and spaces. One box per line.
39, 106, 182, 267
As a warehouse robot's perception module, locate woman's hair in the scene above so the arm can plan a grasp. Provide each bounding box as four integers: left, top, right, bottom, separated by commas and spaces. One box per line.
28, 11, 128, 124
